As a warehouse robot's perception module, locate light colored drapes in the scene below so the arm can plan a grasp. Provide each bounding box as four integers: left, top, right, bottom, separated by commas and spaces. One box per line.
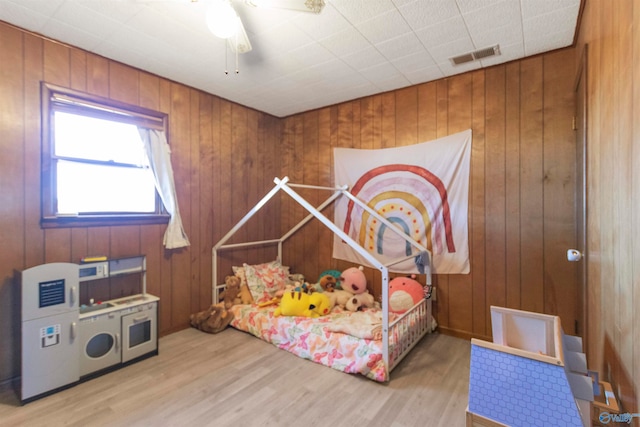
138, 128, 190, 249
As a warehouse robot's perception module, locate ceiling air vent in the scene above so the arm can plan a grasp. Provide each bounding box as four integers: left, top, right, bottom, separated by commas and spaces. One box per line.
450, 44, 501, 66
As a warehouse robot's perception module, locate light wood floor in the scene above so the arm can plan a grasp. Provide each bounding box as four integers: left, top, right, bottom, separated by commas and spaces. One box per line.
0, 328, 471, 427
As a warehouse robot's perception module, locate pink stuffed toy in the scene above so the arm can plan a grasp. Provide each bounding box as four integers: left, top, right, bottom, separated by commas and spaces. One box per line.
339, 266, 375, 310
388, 275, 424, 314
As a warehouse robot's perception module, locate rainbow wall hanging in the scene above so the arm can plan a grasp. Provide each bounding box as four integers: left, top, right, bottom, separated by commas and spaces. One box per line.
333, 129, 472, 274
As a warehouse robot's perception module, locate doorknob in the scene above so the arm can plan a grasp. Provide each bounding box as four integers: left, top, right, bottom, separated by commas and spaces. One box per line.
567, 249, 583, 262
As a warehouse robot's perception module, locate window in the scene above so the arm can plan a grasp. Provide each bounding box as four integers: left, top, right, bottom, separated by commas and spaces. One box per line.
41, 83, 170, 228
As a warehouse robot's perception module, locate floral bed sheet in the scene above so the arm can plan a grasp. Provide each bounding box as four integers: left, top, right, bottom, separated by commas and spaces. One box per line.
229, 304, 390, 382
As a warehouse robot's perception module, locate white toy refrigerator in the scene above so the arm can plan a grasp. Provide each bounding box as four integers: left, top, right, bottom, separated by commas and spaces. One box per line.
21, 263, 80, 402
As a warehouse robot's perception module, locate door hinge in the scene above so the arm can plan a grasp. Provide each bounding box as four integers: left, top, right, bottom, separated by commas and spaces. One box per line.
572, 116, 577, 130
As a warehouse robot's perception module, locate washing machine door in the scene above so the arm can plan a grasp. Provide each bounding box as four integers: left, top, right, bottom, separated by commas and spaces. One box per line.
79, 311, 121, 377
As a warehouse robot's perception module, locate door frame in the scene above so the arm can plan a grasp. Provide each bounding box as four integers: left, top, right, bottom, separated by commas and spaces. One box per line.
573, 44, 588, 345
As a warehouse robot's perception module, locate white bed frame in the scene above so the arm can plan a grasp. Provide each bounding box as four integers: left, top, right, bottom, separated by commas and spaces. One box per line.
212, 176, 433, 378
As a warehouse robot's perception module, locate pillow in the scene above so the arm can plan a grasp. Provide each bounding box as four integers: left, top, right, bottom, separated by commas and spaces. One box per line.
243, 261, 290, 303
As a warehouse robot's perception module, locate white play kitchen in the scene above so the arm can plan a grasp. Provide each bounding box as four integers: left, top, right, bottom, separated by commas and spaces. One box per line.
20, 255, 158, 403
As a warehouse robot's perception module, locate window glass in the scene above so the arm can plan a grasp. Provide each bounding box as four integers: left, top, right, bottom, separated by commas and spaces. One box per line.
54, 111, 148, 166
56, 160, 157, 214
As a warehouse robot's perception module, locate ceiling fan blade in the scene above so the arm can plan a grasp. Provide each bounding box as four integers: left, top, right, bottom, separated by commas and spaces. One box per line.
245, 0, 326, 14
227, 15, 252, 54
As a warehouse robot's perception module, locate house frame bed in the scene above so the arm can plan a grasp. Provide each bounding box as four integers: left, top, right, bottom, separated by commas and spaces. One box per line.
212, 176, 433, 379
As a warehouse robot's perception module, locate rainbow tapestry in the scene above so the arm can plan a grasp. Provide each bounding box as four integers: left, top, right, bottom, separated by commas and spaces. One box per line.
333, 129, 472, 274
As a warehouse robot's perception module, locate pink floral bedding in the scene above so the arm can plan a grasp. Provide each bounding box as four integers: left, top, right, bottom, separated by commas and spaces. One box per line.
229, 304, 392, 382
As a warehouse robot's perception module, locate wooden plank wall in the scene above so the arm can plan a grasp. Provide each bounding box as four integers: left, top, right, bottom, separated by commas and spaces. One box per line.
576, 0, 640, 414
0, 23, 281, 383
280, 48, 578, 342
0, 20, 579, 386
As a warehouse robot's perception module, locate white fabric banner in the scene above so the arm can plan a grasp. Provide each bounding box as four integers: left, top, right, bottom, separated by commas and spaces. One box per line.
333, 129, 472, 274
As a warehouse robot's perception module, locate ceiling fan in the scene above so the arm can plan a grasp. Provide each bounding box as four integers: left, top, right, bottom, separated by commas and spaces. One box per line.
203, 0, 327, 54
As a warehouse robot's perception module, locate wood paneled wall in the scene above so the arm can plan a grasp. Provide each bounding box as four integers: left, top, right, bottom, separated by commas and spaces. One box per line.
280, 48, 578, 342
0, 20, 579, 386
576, 0, 640, 414
0, 22, 281, 382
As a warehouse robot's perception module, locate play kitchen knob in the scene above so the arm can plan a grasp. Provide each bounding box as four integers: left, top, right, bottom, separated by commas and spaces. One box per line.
567, 249, 583, 262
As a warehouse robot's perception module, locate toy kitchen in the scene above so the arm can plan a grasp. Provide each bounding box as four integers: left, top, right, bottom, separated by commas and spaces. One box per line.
20, 255, 159, 403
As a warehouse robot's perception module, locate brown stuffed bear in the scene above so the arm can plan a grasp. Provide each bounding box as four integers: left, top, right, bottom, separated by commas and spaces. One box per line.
319, 275, 337, 292
189, 304, 234, 334
219, 275, 241, 309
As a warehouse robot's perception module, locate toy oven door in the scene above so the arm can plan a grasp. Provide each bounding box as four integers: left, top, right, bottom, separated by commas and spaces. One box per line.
121, 303, 157, 363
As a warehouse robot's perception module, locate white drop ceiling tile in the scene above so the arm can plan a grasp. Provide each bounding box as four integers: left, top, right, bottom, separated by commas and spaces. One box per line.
375, 32, 426, 62
288, 42, 335, 68
41, 18, 104, 51
4, 0, 64, 17
360, 61, 402, 80
398, 0, 461, 30
468, 21, 523, 50
455, 0, 507, 14
51, 2, 121, 41
356, 8, 411, 46
341, 46, 388, 71
415, 16, 470, 48
103, 26, 181, 66
293, 3, 352, 40
462, 0, 522, 39
520, 0, 581, 18
403, 65, 445, 85
0, 0, 57, 33
390, 50, 437, 73
125, 6, 193, 49
319, 26, 371, 57
330, 0, 398, 25
79, 0, 145, 24
523, 7, 579, 41
252, 21, 315, 55
373, 75, 412, 93
236, 5, 296, 35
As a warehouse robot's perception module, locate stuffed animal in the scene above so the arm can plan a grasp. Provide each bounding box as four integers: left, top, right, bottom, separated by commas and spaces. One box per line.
233, 269, 255, 304
328, 289, 356, 309
338, 266, 375, 310
219, 275, 241, 309
340, 266, 368, 294
189, 304, 234, 334
318, 275, 337, 292
274, 290, 332, 318
318, 269, 342, 289
388, 275, 424, 314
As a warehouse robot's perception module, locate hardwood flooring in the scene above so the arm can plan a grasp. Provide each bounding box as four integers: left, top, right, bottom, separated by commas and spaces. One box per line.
0, 328, 471, 427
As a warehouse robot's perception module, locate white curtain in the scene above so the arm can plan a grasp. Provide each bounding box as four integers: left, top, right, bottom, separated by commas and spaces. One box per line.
138, 128, 190, 249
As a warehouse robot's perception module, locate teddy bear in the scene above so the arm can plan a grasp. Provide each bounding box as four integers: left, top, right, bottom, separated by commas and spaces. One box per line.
338, 266, 375, 311
219, 275, 241, 309
189, 304, 234, 334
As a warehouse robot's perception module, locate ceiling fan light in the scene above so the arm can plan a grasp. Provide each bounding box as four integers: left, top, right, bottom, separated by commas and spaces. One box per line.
206, 0, 239, 39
